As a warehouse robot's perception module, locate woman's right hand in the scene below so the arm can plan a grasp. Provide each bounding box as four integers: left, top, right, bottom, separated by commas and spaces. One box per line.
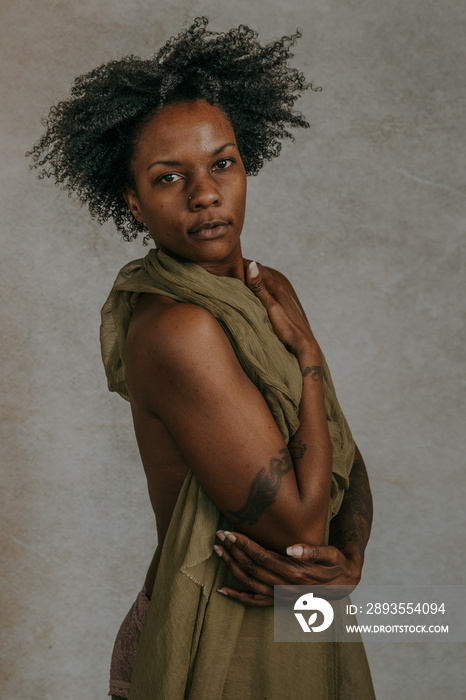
246, 261, 319, 361
215, 530, 360, 605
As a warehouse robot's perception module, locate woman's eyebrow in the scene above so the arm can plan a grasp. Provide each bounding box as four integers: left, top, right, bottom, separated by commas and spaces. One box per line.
212, 142, 237, 156
147, 159, 181, 170
147, 143, 237, 171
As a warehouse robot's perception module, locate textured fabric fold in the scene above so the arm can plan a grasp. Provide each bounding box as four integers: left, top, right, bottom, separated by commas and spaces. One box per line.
100, 249, 374, 699
101, 248, 303, 442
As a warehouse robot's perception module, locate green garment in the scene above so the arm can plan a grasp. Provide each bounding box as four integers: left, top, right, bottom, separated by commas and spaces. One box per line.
100, 249, 375, 699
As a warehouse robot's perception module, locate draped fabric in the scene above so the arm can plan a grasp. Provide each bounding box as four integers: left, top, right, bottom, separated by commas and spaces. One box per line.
100, 249, 375, 699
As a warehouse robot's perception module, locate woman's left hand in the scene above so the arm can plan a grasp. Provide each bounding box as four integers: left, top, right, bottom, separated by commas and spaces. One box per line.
245, 261, 318, 359
214, 530, 362, 605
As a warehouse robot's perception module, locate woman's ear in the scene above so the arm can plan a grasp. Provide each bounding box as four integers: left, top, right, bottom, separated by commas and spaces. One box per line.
124, 188, 144, 224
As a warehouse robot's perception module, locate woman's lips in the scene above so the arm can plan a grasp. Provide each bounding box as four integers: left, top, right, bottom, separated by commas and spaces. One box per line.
189, 221, 230, 239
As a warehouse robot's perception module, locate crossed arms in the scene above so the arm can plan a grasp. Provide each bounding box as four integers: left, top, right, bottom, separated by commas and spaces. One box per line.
214, 444, 373, 605
126, 261, 373, 603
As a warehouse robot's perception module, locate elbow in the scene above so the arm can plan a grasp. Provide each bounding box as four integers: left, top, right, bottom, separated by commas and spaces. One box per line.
259, 509, 329, 553
285, 517, 328, 549
287, 494, 330, 547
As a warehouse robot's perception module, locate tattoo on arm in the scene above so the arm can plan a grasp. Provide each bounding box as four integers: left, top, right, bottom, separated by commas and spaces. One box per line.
228, 448, 293, 526
288, 438, 307, 461
330, 457, 373, 558
302, 366, 323, 382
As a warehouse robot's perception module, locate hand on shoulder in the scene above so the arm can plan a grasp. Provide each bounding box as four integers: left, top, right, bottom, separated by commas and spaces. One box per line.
245, 261, 317, 360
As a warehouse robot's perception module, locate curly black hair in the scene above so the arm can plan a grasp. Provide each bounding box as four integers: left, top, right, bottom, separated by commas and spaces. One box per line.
28, 17, 318, 240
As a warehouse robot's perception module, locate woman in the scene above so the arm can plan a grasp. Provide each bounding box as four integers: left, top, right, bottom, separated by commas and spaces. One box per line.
29, 18, 375, 699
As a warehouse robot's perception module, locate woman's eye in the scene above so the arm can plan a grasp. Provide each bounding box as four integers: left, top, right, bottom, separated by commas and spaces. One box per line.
214, 159, 233, 170
159, 173, 182, 183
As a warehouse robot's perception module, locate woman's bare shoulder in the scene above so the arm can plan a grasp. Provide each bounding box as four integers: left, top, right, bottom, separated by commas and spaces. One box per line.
261, 264, 295, 290
127, 293, 223, 356
125, 293, 241, 409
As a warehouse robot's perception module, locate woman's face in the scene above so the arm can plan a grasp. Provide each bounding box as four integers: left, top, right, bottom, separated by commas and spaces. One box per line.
126, 100, 247, 272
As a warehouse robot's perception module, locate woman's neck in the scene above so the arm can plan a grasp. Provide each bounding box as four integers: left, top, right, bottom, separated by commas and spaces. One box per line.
162, 244, 247, 282
198, 257, 246, 282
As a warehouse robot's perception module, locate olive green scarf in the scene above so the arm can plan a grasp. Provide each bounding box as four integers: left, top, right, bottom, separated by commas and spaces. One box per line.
101, 249, 373, 699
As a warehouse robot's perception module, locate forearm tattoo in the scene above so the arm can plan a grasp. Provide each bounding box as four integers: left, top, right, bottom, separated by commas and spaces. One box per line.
228, 448, 293, 526
330, 458, 373, 557
288, 438, 307, 461
302, 365, 323, 382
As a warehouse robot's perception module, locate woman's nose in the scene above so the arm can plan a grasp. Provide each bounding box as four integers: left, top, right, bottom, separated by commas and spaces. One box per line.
188, 176, 221, 210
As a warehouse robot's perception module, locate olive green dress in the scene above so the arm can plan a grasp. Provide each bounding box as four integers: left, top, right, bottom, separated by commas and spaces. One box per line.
101, 249, 375, 699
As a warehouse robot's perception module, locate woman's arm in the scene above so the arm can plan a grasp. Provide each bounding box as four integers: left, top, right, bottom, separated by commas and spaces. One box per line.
213, 445, 373, 604
125, 262, 333, 553
328, 444, 373, 568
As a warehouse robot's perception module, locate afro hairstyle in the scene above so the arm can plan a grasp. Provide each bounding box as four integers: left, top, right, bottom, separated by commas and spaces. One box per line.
28, 17, 318, 240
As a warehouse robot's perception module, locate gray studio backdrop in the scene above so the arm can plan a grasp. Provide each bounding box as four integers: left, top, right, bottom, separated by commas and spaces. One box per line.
1, 0, 465, 698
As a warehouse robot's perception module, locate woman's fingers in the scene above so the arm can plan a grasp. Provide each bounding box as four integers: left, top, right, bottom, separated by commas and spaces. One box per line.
213, 542, 275, 596
246, 262, 294, 348
246, 261, 277, 308
214, 533, 358, 601
246, 262, 315, 355
246, 262, 302, 314
216, 530, 286, 586
217, 532, 351, 584
217, 587, 274, 607
286, 542, 342, 566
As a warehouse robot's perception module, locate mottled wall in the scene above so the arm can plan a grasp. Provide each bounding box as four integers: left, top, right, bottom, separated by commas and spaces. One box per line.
1, 0, 465, 697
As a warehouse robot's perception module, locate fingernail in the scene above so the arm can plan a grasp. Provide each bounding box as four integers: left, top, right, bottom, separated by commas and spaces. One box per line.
213, 545, 223, 557
225, 532, 237, 543
216, 530, 226, 541
217, 588, 229, 597
249, 261, 259, 278
287, 545, 304, 557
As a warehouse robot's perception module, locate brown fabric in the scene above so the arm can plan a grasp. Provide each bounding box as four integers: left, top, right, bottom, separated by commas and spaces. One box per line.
100, 249, 375, 699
